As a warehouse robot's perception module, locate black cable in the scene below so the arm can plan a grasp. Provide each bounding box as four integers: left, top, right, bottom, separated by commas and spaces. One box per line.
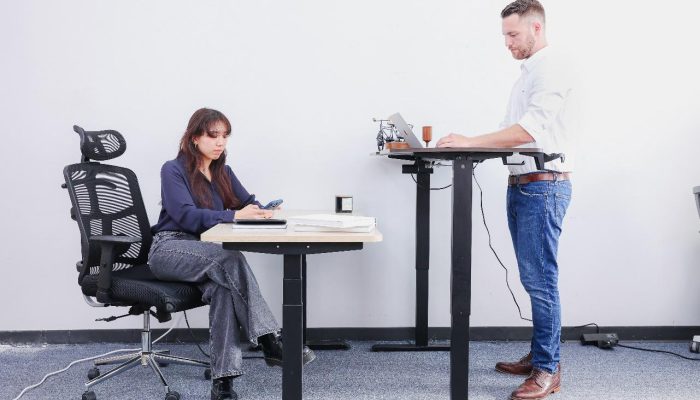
617, 344, 700, 361
561, 322, 600, 344
409, 173, 452, 191
569, 323, 600, 334
472, 164, 531, 323
183, 311, 263, 360
472, 167, 699, 362
184, 310, 210, 358
408, 161, 453, 190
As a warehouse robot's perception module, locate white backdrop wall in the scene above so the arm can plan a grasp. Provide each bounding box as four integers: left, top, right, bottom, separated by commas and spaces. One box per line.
1, 0, 699, 332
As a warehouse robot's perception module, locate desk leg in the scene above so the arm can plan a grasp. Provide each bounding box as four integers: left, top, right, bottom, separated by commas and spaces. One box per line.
283, 254, 303, 400
451, 156, 472, 399
372, 164, 449, 352
415, 168, 430, 347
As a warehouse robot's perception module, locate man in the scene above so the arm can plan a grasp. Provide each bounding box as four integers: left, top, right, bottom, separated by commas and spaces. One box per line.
437, 1, 573, 399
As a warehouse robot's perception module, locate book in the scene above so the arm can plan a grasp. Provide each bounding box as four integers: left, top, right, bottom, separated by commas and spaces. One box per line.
287, 214, 375, 229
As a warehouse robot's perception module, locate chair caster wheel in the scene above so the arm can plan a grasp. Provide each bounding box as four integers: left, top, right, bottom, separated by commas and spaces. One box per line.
165, 391, 180, 400
87, 367, 100, 380
82, 391, 97, 400
204, 368, 211, 380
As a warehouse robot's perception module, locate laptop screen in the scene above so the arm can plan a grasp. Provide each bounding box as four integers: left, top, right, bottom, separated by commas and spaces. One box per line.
388, 113, 424, 148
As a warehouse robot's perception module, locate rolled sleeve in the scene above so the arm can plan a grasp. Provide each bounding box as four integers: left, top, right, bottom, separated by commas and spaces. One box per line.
517, 74, 570, 144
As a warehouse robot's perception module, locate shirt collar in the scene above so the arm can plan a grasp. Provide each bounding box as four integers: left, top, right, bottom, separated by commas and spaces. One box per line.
521, 45, 549, 73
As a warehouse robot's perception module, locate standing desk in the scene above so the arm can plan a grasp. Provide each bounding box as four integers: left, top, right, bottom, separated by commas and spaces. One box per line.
201, 211, 382, 400
376, 147, 545, 399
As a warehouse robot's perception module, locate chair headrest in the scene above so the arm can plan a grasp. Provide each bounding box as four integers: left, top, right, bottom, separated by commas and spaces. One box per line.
73, 125, 127, 162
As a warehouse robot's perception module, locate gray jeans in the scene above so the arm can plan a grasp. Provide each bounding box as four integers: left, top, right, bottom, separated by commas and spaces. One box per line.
148, 231, 280, 379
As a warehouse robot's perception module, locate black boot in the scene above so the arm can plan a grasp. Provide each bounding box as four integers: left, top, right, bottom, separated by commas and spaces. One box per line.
258, 332, 316, 367
211, 377, 238, 400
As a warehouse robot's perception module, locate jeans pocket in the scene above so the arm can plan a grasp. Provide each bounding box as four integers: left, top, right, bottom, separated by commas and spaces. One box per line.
554, 192, 571, 222
518, 182, 548, 197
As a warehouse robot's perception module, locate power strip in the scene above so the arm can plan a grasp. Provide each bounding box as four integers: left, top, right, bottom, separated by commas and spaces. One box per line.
580, 333, 619, 349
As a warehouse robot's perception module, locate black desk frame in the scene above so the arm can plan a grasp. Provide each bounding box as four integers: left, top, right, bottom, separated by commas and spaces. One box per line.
221, 242, 362, 400
380, 149, 542, 399
371, 160, 450, 352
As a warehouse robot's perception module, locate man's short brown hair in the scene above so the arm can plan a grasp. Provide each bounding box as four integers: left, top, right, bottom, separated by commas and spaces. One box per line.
501, 0, 546, 23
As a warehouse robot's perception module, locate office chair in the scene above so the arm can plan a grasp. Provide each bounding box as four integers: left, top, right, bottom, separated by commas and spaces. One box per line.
63, 126, 210, 400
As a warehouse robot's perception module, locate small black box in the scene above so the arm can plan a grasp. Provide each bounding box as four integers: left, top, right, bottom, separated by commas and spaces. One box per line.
580, 333, 619, 349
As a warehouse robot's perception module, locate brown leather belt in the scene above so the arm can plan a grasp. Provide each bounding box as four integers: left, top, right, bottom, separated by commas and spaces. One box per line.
508, 172, 571, 186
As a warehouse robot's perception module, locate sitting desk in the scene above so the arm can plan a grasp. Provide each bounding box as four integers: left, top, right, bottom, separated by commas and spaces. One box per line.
376, 147, 544, 399
201, 211, 382, 400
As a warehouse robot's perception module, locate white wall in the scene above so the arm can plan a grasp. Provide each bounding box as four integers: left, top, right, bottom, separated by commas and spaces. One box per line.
1, 0, 699, 332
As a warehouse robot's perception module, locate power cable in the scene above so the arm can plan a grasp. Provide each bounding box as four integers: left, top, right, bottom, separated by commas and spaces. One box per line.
12, 313, 183, 400
616, 344, 700, 361
472, 163, 531, 323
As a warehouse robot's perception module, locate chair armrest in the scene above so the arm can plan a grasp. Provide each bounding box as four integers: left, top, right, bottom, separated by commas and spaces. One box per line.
88, 235, 142, 303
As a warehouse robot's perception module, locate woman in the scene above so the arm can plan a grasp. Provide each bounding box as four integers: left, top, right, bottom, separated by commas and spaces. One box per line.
148, 108, 315, 400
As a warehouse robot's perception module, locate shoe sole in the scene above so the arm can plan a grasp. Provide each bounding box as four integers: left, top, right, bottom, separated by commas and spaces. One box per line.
510, 385, 560, 400
265, 351, 317, 368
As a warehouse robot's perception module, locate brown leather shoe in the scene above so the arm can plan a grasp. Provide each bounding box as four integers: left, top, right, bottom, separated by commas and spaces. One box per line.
510, 366, 561, 400
495, 353, 533, 376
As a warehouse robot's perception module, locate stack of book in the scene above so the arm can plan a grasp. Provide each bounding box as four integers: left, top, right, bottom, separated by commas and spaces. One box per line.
287, 214, 376, 233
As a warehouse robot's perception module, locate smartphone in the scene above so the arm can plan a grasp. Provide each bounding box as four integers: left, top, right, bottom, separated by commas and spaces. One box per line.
262, 199, 283, 210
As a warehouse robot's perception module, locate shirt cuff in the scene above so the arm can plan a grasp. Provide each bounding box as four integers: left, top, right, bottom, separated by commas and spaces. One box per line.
223, 210, 235, 222
516, 113, 545, 145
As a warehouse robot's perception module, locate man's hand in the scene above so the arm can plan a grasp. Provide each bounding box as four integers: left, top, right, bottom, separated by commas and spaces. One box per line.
234, 204, 274, 220
436, 133, 472, 148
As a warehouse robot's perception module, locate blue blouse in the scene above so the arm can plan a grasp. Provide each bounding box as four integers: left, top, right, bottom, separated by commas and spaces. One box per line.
151, 156, 261, 235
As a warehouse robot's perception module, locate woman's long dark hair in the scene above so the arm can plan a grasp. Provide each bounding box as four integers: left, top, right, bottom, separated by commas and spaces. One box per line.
178, 108, 241, 210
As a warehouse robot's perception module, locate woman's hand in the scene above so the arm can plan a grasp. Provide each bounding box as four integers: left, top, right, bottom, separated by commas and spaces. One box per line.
234, 204, 274, 220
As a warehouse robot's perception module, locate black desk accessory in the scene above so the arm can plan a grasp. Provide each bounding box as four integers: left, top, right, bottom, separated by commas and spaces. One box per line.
233, 219, 287, 225
335, 195, 353, 213
581, 333, 619, 349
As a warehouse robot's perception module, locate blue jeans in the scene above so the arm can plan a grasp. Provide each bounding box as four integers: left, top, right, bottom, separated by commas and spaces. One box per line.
507, 179, 572, 373
148, 231, 280, 379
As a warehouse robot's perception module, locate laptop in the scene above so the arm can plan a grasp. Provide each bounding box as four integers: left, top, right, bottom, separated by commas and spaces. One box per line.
388, 113, 424, 149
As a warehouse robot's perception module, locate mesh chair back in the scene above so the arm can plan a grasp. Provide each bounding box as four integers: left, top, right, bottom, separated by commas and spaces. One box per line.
64, 128, 152, 283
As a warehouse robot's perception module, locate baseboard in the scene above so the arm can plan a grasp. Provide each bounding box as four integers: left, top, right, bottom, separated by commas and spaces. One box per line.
1, 326, 698, 345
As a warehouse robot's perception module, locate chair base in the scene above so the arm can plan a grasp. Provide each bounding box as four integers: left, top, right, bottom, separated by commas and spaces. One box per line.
84, 311, 210, 398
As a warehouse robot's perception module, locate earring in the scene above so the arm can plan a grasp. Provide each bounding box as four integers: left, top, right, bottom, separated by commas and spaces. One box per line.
193, 141, 198, 149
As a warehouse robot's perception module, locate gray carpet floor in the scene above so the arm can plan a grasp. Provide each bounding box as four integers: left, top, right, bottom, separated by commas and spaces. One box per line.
2, 341, 699, 400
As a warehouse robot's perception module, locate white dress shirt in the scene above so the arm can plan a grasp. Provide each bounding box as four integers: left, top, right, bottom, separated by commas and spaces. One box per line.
502, 46, 575, 175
